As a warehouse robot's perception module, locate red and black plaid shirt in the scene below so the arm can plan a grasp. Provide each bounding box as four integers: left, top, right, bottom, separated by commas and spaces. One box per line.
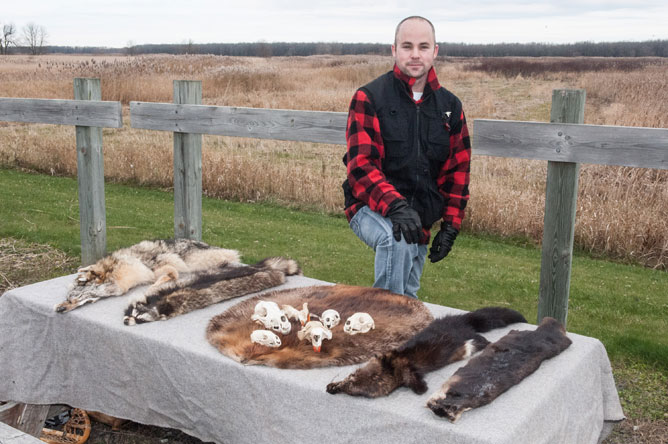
344, 64, 471, 240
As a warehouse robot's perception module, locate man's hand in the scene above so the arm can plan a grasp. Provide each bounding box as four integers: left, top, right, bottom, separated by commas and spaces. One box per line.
428, 222, 459, 263
387, 200, 422, 244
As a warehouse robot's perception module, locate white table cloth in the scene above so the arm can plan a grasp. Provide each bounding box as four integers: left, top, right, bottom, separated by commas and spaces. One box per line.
0, 274, 624, 444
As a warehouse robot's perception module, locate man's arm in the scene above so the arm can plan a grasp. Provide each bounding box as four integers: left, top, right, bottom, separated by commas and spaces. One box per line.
345, 89, 404, 215
436, 109, 471, 231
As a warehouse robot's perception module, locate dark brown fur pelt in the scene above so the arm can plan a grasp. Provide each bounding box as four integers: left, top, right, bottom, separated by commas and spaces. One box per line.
426, 316, 572, 422
206, 284, 434, 369
326, 307, 527, 398
124, 257, 301, 325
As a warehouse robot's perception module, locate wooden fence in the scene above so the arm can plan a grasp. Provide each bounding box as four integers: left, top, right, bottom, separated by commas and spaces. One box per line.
1, 79, 667, 327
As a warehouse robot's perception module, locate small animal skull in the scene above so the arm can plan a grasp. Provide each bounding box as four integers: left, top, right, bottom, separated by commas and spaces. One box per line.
251, 300, 291, 335
250, 330, 282, 348
281, 302, 310, 325
343, 312, 375, 335
297, 321, 332, 353
321, 309, 341, 329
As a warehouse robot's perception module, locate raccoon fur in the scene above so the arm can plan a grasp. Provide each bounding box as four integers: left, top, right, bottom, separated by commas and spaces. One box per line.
56, 239, 240, 313
326, 307, 527, 398
124, 257, 301, 325
427, 316, 572, 422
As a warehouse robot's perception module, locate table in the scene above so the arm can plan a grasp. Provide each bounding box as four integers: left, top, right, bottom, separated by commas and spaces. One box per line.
0, 274, 624, 444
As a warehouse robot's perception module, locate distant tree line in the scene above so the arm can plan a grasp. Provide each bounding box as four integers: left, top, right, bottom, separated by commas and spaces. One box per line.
441, 40, 668, 57
5, 39, 668, 58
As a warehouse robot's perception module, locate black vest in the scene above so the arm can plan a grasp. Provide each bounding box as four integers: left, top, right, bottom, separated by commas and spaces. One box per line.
344, 70, 463, 228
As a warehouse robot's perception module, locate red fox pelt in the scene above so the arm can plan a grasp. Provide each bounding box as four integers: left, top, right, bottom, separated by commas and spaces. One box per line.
124, 257, 301, 325
206, 285, 434, 369
427, 316, 572, 422
326, 307, 527, 398
56, 239, 240, 313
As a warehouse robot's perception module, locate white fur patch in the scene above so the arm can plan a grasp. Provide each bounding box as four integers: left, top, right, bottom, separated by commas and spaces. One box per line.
463, 339, 476, 359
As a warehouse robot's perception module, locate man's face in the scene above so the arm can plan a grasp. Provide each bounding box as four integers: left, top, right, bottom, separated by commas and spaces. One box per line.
392, 19, 438, 82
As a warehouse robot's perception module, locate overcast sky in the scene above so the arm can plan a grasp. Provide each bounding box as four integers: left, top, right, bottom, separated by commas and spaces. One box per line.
4, 0, 667, 48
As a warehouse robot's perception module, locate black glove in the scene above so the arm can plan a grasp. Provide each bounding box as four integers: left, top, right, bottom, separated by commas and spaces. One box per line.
428, 222, 459, 263
386, 200, 422, 244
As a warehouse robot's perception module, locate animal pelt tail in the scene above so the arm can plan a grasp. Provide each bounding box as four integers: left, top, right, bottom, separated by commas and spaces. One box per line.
462, 307, 527, 333
255, 256, 302, 276
123, 257, 300, 325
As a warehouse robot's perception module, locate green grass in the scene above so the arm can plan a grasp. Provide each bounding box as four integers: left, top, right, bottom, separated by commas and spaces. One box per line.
2, 168, 667, 377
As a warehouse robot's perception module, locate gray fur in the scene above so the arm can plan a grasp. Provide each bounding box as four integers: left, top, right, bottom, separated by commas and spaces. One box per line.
56, 239, 241, 313
124, 257, 301, 325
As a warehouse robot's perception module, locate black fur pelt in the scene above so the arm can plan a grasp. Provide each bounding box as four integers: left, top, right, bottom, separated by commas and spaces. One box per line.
427, 316, 572, 422
326, 307, 527, 398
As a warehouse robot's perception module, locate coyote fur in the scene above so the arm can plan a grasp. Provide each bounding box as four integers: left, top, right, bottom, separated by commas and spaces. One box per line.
427, 316, 571, 422
326, 307, 527, 398
207, 284, 434, 369
124, 257, 301, 325
56, 239, 240, 313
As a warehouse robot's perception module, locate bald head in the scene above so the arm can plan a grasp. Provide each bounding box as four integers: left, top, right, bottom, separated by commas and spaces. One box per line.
394, 16, 436, 46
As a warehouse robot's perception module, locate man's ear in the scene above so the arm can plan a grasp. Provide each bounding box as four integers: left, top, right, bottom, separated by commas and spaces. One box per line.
433, 44, 439, 58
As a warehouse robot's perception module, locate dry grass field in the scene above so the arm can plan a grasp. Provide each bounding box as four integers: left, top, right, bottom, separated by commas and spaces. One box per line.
0, 54, 666, 269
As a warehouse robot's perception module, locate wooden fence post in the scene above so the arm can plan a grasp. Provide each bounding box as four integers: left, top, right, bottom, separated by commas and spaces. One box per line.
537, 89, 586, 327
74, 78, 106, 265
173, 80, 202, 240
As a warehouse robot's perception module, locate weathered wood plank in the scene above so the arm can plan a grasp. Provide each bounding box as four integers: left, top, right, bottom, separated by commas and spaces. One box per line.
173, 81, 202, 240
0, 402, 50, 438
0, 402, 22, 425
474, 119, 668, 169
0, 97, 122, 128
130, 102, 348, 145
537, 89, 586, 327
74, 78, 107, 265
0, 421, 43, 443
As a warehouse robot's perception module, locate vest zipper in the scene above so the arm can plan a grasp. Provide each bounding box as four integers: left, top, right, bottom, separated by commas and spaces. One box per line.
411, 103, 421, 208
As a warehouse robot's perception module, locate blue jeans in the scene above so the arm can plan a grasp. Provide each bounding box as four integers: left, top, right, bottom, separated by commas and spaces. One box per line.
349, 206, 428, 299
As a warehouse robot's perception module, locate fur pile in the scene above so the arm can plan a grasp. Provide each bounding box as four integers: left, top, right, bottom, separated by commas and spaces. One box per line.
206, 284, 434, 369
124, 257, 301, 325
56, 239, 300, 326
326, 307, 527, 398
57, 239, 240, 313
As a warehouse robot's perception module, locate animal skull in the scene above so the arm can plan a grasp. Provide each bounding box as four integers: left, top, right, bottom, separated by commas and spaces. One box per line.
250, 330, 282, 347
343, 312, 375, 335
251, 300, 291, 335
321, 309, 341, 329
281, 302, 310, 325
297, 320, 332, 352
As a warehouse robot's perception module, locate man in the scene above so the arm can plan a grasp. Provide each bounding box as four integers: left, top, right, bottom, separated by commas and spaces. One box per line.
342, 16, 471, 298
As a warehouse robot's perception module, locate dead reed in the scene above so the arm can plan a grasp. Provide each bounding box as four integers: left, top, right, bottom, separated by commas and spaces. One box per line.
0, 54, 666, 269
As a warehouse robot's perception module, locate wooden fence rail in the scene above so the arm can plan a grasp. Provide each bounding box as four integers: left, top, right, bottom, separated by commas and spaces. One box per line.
1, 79, 668, 327
0, 97, 122, 128
474, 119, 668, 168
130, 101, 348, 144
